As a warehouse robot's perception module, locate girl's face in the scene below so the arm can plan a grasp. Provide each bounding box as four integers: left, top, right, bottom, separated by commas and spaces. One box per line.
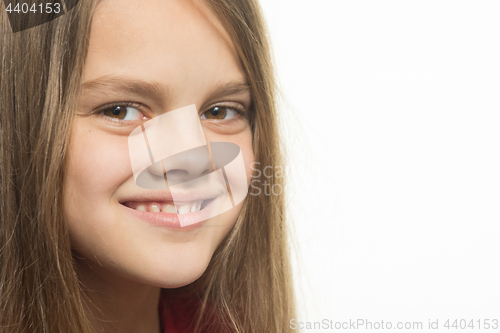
64, 0, 254, 288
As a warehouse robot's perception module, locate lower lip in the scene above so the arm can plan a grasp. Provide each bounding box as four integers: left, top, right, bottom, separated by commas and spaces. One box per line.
120, 199, 217, 229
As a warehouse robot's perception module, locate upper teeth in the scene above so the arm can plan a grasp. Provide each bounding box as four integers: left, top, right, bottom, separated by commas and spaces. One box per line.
135, 200, 203, 214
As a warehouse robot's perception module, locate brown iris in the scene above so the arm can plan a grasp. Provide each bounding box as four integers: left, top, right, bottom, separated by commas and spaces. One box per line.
103, 106, 128, 119
203, 106, 227, 120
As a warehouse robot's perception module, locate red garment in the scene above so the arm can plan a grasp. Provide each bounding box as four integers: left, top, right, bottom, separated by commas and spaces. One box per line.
157, 290, 229, 333
158, 291, 197, 332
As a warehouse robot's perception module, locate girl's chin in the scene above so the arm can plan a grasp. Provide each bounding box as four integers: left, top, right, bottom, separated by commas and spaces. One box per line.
137, 260, 211, 289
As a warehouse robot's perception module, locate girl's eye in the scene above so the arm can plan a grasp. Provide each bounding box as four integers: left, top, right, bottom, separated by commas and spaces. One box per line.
102, 105, 145, 121
201, 106, 239, 120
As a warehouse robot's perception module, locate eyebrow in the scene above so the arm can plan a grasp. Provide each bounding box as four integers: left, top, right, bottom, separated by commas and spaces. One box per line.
81, 75, 251, 107
208, 81, 251, 100
82, 75, 166, 104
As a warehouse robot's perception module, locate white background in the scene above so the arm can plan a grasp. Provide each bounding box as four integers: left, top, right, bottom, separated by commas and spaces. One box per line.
260, 1, 500, 331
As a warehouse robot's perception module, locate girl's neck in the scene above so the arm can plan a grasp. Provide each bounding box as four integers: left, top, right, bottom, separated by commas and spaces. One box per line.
75, 255, 162, 333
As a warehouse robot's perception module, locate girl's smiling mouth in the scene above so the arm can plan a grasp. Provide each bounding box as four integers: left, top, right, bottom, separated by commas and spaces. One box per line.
122, 198, 214, 214
119, 190, 227, 228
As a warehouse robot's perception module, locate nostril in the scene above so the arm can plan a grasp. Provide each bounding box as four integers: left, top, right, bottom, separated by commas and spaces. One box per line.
146, 160, 167, 177
165, 169, 190, 185
166, 169, 189, 177
165, 168, 213, 186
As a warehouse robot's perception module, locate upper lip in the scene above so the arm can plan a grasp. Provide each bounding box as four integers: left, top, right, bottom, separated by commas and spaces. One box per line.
119, 190, 219, 205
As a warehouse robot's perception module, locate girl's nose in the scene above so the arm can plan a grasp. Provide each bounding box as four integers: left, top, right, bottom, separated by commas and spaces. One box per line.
147, 145, 212, 186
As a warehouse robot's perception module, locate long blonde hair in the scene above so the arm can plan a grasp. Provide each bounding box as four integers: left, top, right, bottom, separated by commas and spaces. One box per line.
0, 1, 294, 332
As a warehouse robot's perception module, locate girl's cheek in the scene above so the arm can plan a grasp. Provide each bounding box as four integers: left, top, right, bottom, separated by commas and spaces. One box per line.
203, 128, 254, 184
68, 120, 132, 195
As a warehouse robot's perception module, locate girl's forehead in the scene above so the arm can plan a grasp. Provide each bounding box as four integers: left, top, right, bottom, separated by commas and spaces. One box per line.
83, 0, 244, 100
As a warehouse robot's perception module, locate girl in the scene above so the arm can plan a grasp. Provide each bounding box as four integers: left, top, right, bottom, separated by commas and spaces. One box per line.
0, 0, 294, 332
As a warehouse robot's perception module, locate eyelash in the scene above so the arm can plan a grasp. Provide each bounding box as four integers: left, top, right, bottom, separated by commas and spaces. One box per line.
93, 101, 248, 125
201, 102, 248, 123
94, 102, 146, 125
